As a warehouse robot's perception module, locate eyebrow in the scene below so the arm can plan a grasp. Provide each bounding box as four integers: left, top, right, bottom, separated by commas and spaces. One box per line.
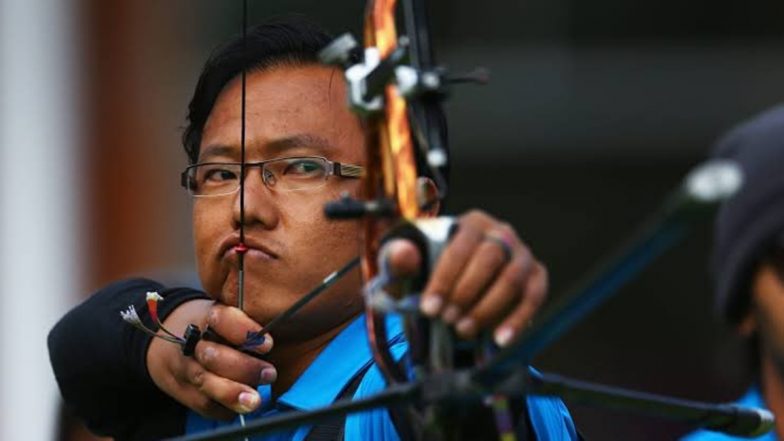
199, 134, 336, 162
198, 145, 235, 161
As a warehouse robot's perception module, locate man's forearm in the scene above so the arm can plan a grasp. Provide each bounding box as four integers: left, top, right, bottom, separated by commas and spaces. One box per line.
48, 278, 209, 439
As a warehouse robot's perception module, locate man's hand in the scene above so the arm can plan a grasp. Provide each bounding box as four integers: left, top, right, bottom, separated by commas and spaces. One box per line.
146, 301, 275, 420
386, 210, 548, 348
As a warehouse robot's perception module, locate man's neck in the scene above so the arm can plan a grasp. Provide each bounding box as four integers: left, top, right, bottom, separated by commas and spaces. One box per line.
760, 352, 784, 438
266, 315, 357, 397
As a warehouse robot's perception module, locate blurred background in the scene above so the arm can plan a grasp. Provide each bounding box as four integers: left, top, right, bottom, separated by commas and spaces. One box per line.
2, 0, 784, 439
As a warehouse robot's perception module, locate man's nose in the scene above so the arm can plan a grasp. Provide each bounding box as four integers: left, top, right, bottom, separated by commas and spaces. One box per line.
232, 168, 279, 230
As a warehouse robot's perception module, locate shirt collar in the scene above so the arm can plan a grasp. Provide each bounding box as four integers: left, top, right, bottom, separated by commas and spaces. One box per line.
738, 384, 766, 409
277, 313, 404, 411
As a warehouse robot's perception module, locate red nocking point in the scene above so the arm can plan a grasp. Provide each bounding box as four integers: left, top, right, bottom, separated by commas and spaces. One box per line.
234, 243, 249, 254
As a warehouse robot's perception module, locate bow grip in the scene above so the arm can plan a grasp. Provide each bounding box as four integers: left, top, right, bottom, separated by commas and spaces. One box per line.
380, 216, 457, 290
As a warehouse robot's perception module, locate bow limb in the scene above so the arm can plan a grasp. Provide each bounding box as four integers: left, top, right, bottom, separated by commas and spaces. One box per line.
360, 0, 423, 385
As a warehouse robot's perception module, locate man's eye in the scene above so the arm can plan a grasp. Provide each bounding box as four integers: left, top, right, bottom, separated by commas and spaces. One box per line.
201, 166, 238, 183
283, 159, 325, 177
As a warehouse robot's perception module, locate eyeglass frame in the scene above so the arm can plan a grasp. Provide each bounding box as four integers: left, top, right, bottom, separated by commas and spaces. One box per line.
180, 155, 365, 197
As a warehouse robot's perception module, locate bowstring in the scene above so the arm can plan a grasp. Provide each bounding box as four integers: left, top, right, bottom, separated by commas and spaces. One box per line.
237, 0, 248, 311
228, 0, 360, 349
237, 0, 248, 436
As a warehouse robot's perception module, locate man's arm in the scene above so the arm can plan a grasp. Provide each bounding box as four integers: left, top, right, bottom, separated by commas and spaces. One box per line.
49, 278, 277, 440
47, 278, 209, 440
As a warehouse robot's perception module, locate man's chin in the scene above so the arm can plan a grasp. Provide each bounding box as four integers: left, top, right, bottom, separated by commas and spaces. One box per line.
215, 279, 283, 323
215, 278, 239, 307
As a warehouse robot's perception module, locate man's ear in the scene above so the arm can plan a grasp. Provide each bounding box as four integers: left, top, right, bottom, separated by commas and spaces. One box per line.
737, 309, 757, 337
417, 177, 440, 217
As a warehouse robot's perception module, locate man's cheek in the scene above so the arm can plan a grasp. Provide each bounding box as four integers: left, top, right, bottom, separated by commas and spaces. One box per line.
192, 234, 221, 295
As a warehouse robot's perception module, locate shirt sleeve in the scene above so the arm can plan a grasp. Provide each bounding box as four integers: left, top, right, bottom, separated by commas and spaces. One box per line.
526, 394, 579, 440
47, 278, 211, 441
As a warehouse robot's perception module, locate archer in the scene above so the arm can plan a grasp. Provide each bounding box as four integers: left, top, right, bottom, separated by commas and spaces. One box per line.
682, 106, 784, 441
48, 17, 577, 440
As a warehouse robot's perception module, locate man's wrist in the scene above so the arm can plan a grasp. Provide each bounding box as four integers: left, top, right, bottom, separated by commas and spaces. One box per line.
135, 289, 212, 384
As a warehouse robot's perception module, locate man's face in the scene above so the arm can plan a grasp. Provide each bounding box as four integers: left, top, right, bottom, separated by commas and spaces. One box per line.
193, 64, 365, 342
748, 262, 784, 374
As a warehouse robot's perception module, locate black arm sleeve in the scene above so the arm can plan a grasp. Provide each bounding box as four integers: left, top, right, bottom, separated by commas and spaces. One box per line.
48, 278, 211, 440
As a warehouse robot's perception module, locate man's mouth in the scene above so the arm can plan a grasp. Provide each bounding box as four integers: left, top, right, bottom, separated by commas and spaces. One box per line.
230, 246, 276, 261
219, 235, 279, 263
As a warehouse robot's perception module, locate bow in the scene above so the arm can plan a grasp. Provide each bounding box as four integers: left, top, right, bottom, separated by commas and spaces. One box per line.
121, 0, 775, 439
320, 0, 455, 390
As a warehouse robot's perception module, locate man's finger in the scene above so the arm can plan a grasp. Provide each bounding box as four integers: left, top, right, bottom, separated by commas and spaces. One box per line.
382, 239, 422, 279
178, 387, 237, 421
445, 236, 518, 324
186, 362, 262, 415
194, 340, 277, 386
420, 210, 499, 316
493, 262, 548, 347
206, 304, 273, 353
454, 251, 534, 339
420, 224, 483, 316
168, 357, 236, 420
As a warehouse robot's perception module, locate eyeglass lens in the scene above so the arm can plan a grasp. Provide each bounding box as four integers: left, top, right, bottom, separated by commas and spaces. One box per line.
187, 157, 330, 196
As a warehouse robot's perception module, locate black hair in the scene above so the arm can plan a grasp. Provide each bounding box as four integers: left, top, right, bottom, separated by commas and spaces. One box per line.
182, 16, 450, 195
183, 16, 334, 165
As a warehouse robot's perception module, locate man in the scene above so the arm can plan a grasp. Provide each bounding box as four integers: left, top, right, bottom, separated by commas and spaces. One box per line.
49, 18, 577, 440
682, 105, 784, 440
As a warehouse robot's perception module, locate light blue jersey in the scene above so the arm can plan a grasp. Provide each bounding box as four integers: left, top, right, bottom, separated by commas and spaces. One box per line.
186, 314, 578, 440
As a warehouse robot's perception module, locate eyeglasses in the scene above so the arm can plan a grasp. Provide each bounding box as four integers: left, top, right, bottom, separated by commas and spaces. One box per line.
181, 156, 364, 197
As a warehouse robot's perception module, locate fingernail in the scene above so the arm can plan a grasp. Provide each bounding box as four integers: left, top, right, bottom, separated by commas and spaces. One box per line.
442, 304, 461, 324
260, 367, 277, 384
494, 327, 515, 347
420, 295, 443, 316
237, 391, 260, 413
456, 317, 476, 337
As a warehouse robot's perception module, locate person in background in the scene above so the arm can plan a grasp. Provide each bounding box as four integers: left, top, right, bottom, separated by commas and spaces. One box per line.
683, 105, 784, 440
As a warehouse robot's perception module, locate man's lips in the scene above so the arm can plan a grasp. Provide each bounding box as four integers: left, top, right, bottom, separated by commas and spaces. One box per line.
219, 235, 279, 262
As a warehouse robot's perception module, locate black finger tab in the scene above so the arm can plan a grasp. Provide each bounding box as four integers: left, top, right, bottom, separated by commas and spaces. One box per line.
182, 324, 202, 357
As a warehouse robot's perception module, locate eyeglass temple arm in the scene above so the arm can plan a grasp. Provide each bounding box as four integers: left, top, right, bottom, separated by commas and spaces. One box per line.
335, 162, 365, 178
